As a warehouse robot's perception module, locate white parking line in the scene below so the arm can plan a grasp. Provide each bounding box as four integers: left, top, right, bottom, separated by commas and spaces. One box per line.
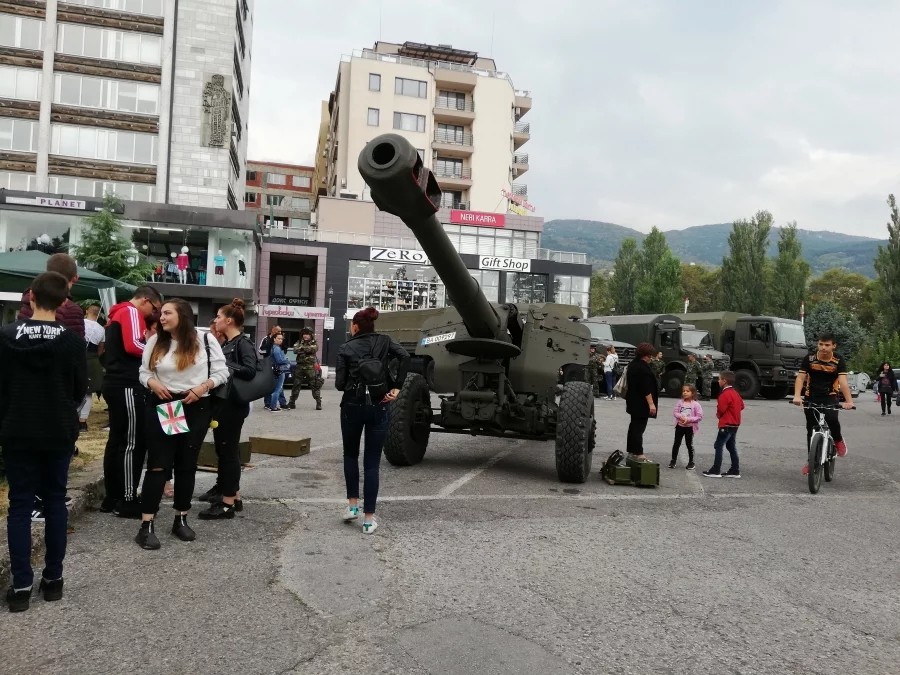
436, 449, 513, 497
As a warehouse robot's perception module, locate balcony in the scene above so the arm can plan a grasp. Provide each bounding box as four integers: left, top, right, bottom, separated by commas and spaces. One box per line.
514, 90, 532, 119
433, 167, 472, 190
433, 62, 477, 91
512, 152, 529, 177
513, 122, 530, 149
433, 129, 474, 157
511, 183, 528, 197
433, 98, 475, 124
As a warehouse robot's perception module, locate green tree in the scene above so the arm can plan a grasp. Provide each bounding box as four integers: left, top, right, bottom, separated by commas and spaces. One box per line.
807, 268, 873, 317
589, 270, 614, 316
803, 300, 865, 361
610, 238, 640, 315
70, 194, 154, 286
874, 194, 900, 334
850, 333, 900, 375
769, 222, 810, 319
635, 227, 682, 313
721, 210, 772, 314
680, 263, 721, 312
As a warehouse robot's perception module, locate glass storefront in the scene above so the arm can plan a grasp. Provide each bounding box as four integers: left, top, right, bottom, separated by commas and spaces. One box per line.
442, 224, 538, 258
553, 275, 590, 314
505, 272, 548, 304
0, 208, 79, 253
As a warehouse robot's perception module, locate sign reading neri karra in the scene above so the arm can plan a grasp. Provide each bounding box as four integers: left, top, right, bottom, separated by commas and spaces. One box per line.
201, 73, 233, 148
369, 247, 430, 265
478, 256, 531, 272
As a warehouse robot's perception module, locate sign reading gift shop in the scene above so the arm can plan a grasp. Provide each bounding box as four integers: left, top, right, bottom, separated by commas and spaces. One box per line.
369, 247, 430, 264
450, 210, 505, 227
478, 256, 531, 272
257, 305, 330, 320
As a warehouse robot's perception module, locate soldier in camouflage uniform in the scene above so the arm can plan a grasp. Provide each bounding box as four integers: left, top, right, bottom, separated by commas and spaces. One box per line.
585, 345, 604, 397
700, 354, 715, 400
684, 354, 701, 389
288, 327, 324, 410
650, 352, 665, 391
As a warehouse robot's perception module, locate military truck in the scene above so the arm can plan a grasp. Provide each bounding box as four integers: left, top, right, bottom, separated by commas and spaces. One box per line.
677, 312, 808, 400
559, 318, 636, 389
594, 314, 729, 397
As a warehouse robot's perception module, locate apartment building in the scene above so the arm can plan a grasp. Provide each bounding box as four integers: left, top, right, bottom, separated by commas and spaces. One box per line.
245, 161, 314, 230
318, 41, 532, 213
0, 0, 253, 214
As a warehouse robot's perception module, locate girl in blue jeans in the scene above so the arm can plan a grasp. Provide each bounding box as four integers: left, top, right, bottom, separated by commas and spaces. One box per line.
267, 334, 289, 411
335, 307, 410, 534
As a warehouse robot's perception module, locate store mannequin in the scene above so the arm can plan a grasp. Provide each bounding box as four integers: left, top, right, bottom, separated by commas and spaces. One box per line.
177, 246, 189, 284
167, 251, 178, 283
238, 254, 247, 288
214, 249, 226, 287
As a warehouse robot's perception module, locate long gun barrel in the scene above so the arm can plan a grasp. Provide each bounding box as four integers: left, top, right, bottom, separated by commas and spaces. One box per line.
358, 134, 502, 340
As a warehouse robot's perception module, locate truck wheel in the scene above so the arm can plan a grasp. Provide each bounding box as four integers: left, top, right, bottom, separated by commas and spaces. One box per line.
424, 359, 436, 390
663, 370, 685, 398
555, 380, 595, 483
383, 373, 431, 466
760, 386, 789, 400
734, 369, 760, 399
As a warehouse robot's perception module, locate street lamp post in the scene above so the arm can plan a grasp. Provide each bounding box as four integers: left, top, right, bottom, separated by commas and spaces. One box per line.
325, 286, 334, 364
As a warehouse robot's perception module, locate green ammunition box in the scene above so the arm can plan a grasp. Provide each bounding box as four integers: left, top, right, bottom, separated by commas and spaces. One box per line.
625, 454, 660, 487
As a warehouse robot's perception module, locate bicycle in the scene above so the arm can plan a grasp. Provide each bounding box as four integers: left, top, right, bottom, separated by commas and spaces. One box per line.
801, 402, 854, 494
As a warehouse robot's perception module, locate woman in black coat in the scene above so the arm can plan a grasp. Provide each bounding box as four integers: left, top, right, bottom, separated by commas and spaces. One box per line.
625, 342, 659, 459
875, 362, 898, 416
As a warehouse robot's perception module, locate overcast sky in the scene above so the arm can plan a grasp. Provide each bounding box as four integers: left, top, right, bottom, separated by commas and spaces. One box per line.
248, 0, 900, 238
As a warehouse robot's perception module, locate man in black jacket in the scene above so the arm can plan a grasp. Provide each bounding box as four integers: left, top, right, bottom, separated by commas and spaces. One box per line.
0, 272, 87, 612
101, 286, 161, 517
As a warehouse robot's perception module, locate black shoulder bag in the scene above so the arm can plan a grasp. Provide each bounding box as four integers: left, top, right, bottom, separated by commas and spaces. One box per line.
228, 336, 278, 404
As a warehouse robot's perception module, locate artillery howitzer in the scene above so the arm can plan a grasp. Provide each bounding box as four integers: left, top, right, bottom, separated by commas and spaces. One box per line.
358, 134, 595, 482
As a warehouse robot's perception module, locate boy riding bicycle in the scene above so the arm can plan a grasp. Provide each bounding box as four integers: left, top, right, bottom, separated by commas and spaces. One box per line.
792, 332, 854, 475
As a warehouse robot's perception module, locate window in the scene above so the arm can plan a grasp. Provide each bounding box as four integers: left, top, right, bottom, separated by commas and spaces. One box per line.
266, 194, 285, 206
437, 123, 464, 143
438, 91, 467, 110
393, 112, 426, 133
0, 66, 41, 101
0, 117, 38, 152
53, 74, 160, 114
553, 275, 590, 312
56, 23, 163, 66
435, 157, 462, 177
394, 77, 427, 98
0, 15, 44, 50
292, 175, 310, 188
58, 0, 165, 17
244, 192, 257, 204
369, 73, 381, 91
266, 172, 286, 185
416, 149, 425, 162
290, 218, 310, 229
50, 124, 158, 164
291, 197, 310, 210
49, 175, 155, 201
0, 170, 36, 191
367, 107, 379, 127
505, 272, 548, 304
246, 170, 257, 181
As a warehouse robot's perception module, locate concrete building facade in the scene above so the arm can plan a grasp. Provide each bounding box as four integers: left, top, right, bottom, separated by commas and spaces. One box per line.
245, 160, 314, 230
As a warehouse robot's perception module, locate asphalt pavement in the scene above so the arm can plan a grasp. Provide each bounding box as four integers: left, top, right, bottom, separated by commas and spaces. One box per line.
1, 387, 899, 675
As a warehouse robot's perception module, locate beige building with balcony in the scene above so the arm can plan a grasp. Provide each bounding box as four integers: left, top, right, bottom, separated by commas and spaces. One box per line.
317, 41, 531, 213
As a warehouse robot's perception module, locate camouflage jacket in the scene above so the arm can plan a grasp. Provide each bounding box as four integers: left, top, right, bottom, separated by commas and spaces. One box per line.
650, 358, 665, 377
684, 360, 702, 381
588, 353, 604, 374
294, 339, 319, 369
700, 360, 715, 379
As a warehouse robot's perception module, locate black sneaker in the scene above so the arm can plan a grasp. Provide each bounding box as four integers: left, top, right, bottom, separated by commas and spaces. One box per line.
39, 577, 64, 602
6, 586, 31, 612
686, 462, 696, 471
198, 501, 235, 520
702, 469, 723, 478
99, 496, 116, 513
286, 403, 296, 410
79, 421, 88, 432
316, 401, 322, 410
199, 485, 223, 503
233, 498, 243, 512
114, 500, 142, 519
723, 469, 742, 479
63, 496, 73, 508
135, 521, 160, 550
172, 515, 196, 541
668, 460, 677, 469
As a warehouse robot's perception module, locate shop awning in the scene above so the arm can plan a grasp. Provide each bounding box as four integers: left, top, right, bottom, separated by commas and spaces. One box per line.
0, 250, 137, 300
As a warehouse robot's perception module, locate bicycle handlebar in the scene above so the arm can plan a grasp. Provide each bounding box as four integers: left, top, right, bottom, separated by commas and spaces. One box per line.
788, 401, 855, 410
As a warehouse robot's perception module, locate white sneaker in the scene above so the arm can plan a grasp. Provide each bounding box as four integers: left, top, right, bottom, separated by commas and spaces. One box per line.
362, 518, 378, 535
342, 505, 359, 522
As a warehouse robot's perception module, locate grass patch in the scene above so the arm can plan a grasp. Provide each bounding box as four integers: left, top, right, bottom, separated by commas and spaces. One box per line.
0, 397, 109, 517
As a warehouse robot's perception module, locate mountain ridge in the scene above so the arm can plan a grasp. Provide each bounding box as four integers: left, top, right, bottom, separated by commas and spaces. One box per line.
541, 219, 885, 277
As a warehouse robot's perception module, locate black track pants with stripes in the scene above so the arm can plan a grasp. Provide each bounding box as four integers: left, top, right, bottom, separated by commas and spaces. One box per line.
102, 385, 147, 503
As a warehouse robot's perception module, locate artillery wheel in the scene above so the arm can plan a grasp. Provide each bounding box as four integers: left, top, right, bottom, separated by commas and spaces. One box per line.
383, 373, 432, 467
555, 380, 595, 483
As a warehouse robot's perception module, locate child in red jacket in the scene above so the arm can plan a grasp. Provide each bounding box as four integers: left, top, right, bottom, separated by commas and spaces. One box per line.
703, 371, 745, 478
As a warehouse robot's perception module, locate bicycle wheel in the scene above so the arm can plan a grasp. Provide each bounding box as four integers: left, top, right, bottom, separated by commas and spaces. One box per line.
824, 440, 836, 482
808, 434, 824, 494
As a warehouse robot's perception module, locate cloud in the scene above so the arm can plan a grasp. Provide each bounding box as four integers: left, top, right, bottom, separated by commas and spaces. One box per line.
248, 0, 900, 237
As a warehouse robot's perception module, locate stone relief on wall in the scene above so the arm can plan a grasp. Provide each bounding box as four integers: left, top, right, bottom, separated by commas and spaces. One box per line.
201, 73, 232, 148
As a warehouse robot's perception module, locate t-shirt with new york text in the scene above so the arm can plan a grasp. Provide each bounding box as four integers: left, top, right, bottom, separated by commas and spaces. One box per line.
13, 320, 66, 345
801, 352, 847, 398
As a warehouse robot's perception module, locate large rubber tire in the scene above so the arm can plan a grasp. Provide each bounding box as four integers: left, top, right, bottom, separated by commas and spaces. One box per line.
383, 373, 432, 467
663, 369, 685, 398
808, 434, 824, 494
424, 359, 436, 390
734, 369, 761, 400
555, 380, 595, 483
824, 444, 836, 482
760, 386, 789, 401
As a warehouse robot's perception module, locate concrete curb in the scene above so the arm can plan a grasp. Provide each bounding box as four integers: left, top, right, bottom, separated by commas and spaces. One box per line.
0, 463, 106, 590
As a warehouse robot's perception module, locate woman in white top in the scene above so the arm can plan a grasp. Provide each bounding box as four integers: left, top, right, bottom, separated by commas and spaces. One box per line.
604, 346, 619, 401
135, 298, 229, 550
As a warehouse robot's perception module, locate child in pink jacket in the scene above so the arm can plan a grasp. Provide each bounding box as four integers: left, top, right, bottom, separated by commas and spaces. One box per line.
670, 384, 703, 470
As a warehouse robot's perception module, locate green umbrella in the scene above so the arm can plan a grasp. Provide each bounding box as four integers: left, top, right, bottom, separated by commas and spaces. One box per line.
0, 250, 137, 301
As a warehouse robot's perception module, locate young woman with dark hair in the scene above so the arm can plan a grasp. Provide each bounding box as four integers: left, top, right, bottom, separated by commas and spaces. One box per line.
136, 299, 229, 549
625, 342, 659, 459
876, 362, 898, 415
199, 299, 258, 519
335, 307, 410, 534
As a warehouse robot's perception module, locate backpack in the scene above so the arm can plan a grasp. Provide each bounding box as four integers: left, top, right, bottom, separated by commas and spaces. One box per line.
352, 335, 391, 404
